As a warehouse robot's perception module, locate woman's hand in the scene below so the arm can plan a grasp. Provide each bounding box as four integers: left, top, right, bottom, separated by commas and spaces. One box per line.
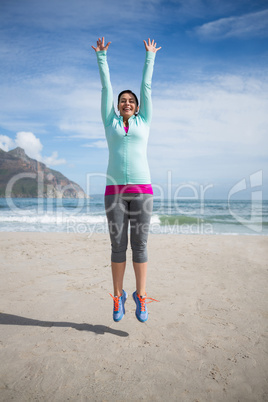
91, 37, 111, 52
143, 38, 161, 53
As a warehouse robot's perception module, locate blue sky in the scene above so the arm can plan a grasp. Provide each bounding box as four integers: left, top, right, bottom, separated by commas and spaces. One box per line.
0, 0, 267, 199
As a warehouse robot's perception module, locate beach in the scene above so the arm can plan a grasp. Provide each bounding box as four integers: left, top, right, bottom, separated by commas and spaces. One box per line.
0, 232, 267, 401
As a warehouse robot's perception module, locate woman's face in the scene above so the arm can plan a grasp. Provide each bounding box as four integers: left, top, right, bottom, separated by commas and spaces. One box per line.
118, 93, 139, 119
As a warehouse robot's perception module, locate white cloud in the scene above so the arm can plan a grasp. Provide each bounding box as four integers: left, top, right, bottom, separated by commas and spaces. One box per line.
43, 151, 66, 166
0, 131, 66, 167
15, 131, 43, 160
0, 70, 104, 139
148, 72, 268, 182
194, 9, 268, 40
0, 135, 14, 151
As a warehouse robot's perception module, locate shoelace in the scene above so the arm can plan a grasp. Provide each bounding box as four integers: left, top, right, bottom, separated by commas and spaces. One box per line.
109, 293, 121, 312
137, 293, 159, 312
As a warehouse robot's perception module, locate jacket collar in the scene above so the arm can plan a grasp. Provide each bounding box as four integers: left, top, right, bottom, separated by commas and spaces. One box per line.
119, 115, 136, 123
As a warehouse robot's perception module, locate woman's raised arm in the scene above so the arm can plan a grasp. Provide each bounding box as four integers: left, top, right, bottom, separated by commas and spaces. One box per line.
139, 38, 161, 125
92, 37, 114, 126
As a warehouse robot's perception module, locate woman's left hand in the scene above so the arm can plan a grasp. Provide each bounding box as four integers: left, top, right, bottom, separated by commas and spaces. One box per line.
143, 38, 161, 53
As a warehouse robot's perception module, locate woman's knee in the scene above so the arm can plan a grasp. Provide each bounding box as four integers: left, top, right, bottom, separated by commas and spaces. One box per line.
132, 245, 148, 263
131, 237, 148, 261
111, 249, 127, 263
111, 236, 128, 262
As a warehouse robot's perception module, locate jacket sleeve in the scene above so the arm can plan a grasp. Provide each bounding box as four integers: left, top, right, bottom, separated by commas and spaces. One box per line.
139, 51, 156, 125
96, 50, 115, 126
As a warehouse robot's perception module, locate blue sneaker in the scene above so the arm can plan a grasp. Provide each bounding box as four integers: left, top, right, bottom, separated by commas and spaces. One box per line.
132, 291, 159, 323
110, 290, 127, 322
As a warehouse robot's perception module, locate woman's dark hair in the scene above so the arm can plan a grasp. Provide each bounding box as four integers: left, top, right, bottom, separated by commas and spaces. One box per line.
117, 90, 139, 106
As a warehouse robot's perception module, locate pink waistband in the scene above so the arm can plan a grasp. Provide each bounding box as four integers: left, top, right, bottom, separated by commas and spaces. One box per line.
105, 184, 153, 196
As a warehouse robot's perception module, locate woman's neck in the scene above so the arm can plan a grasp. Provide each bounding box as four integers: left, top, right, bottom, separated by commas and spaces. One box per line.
123, 118, 129, 127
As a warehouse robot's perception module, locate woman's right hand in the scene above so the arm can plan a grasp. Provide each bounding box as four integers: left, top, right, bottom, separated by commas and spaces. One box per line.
91, 37, 111, 52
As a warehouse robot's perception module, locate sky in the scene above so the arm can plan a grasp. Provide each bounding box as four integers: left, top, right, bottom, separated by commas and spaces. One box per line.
0, 0, 267, 199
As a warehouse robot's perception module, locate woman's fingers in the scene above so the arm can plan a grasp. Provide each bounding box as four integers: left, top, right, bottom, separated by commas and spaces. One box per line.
143, 38, 161, 52
91, 37, 111, 51
105, 41, 112, 50
153, 42, 162, 51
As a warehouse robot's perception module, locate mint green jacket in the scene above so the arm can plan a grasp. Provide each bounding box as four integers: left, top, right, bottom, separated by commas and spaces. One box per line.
96, 50, 156, 186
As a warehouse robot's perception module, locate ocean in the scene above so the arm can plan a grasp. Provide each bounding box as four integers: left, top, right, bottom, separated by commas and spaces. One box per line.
0, 197, 267, 235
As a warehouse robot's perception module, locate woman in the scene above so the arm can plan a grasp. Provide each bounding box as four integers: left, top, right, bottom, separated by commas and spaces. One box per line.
92, 37, 161, 322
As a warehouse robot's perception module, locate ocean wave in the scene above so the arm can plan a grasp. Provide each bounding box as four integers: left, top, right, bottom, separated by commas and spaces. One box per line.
159, 215, 207, 225
0, 212, 266, 226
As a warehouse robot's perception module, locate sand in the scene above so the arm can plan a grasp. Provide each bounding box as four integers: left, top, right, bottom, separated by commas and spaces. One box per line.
0, 232, 267, 402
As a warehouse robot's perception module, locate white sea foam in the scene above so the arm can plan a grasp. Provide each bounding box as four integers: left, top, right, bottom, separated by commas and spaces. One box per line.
0, 213, 107, 225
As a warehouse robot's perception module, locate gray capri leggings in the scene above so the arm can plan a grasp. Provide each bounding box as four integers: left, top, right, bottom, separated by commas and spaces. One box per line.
105, 193, 153, 263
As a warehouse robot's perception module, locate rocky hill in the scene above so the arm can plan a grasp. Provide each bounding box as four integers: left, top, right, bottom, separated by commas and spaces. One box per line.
0, 147, 87, 198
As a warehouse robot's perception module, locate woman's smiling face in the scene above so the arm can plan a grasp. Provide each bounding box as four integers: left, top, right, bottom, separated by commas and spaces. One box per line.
118, 93, 139, 119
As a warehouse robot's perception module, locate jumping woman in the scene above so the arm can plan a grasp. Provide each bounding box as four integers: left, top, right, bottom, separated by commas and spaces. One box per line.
91, 37, 161, 322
